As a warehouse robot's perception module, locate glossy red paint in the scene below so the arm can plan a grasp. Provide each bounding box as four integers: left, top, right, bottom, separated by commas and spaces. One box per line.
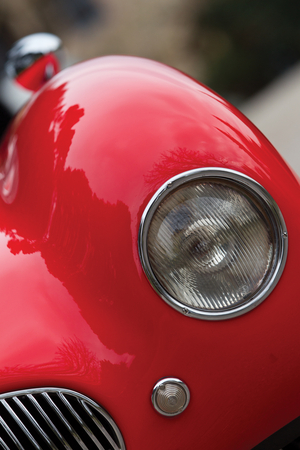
0, 55, 299, 449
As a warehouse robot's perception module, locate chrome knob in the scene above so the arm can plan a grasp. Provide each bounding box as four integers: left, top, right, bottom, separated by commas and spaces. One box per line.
0, 33, 64, 115
5, 33, 63, 80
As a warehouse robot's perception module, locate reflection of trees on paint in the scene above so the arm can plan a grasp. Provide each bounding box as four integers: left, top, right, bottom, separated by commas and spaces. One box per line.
0, 83, 151, 368
144, 146, 230, 191
0, 335, 132, 389
144, 147, 203, 190
0, 334, 131, 390
143, 114, 265, 196
0, 337, 101, 382
55, 338, 102, 381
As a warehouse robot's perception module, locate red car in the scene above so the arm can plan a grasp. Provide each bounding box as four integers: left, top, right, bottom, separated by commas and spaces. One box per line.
0, 33, 299, 450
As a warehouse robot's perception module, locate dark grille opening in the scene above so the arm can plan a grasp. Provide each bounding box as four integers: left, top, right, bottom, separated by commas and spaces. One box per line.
0, 388, 126, 450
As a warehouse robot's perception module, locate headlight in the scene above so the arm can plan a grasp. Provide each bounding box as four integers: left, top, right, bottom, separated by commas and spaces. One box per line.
139, 168, 288, 320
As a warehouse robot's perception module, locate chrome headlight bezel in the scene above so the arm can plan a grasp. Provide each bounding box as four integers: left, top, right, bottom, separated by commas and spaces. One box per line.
138, 168, 288, 320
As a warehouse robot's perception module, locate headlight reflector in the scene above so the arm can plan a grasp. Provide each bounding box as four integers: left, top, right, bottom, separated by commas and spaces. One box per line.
139, 168, 287, 319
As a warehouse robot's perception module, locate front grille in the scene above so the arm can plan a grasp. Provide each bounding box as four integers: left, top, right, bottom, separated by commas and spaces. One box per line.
0, 387, 126, 450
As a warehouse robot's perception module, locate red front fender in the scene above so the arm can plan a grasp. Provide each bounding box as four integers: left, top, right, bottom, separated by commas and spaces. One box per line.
0, 55, 299, 449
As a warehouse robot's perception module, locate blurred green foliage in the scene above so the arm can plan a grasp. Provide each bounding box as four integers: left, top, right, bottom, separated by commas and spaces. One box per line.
196, 0, 300, 102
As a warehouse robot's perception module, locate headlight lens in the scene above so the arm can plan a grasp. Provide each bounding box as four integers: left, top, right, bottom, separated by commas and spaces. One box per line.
139, 168, 287, 320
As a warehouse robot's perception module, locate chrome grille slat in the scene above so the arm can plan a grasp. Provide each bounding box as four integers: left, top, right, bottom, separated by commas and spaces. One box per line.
42, 392, 90, 450
27, 394, 72, 450
0, 388, 126, 450
12, 396, 59, 450
1, 399, 41, 449
80, 400, 120, 450
58, 393, 106, 450
0, 415, 25, 450
0, 436, 10, 450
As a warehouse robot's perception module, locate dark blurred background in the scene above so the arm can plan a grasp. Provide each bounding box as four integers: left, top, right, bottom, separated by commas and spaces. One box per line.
1, 0, 300, 105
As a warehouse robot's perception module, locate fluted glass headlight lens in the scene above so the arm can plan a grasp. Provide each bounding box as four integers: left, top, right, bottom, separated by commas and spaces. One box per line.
139, 169, 287, 319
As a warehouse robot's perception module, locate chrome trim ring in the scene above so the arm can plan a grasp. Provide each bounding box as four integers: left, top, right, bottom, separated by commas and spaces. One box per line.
139, 167, 288, 320
152, 378, 190, 416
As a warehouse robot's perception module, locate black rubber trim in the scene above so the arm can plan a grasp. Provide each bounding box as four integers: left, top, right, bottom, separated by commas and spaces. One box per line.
252, 415, 300, 450
0, 102, 12, 140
